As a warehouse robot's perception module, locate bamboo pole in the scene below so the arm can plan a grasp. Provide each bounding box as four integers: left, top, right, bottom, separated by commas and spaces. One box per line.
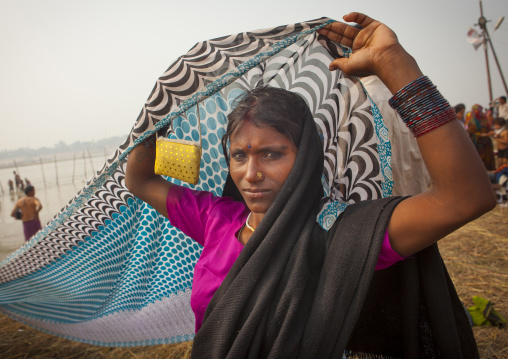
72, 153, 76, 184
54, 155, 59, 186
484, 26, 508, 97
83, 151, 87, 180
478, 1, 508, 98
39, 157, 47, 188
479, 1, 494, 104
87, 150, 95, 174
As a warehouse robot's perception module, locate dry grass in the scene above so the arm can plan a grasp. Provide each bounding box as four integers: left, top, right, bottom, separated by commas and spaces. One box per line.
0, 206, 507, 358
439, 205, 508, 359
0, 319, 194, 359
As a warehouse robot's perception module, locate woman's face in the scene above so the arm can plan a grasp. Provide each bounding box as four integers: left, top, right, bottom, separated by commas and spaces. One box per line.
229, 120, 297, 215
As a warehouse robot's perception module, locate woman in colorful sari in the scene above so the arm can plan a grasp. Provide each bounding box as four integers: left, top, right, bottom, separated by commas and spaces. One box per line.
466, 104, 496, 170
125, 12, 495, 358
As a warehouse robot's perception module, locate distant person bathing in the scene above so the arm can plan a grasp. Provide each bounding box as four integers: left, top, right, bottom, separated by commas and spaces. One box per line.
11, 185, 43, 241
7, 179, 14, 193
13, 171, 24, 191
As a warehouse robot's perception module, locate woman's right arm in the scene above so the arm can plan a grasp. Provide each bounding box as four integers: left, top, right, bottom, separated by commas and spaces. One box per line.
125, 137, 173, 218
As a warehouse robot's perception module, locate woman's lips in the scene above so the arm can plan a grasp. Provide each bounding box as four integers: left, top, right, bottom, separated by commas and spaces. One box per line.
243, 189, 270, 199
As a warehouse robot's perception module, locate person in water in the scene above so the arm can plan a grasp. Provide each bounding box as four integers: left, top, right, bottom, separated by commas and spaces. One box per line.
11, 185, 43, 241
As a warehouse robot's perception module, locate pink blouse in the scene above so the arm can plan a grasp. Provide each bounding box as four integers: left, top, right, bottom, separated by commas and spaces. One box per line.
166, 185, 405, 332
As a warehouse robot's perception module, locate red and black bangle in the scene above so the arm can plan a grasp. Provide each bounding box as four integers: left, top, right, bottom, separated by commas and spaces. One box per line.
388, 76, 455, 137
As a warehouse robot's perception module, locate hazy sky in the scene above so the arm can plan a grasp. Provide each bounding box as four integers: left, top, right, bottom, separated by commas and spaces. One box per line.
1, 0, 507, 151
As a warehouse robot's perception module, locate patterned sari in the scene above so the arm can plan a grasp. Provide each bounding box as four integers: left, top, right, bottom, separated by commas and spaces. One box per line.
0, 18, 424, 347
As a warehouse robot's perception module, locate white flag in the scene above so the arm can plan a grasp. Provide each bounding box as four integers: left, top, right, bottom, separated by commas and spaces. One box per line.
467, 28, 484, 50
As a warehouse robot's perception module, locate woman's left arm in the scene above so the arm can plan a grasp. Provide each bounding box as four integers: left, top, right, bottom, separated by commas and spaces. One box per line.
387, 118, 495, 256
319, 13, 496, 256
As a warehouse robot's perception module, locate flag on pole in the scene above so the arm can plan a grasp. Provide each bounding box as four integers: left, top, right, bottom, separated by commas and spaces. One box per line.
467, 28, 484, 50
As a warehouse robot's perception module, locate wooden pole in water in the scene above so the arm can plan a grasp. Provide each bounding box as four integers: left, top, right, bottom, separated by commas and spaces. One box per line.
87, 149, 95, 174
54, 155, 59, 186
72, 153, 76, 183
40, 157, 47, 188
0, 180, 4, 195
83, 151, 87, 180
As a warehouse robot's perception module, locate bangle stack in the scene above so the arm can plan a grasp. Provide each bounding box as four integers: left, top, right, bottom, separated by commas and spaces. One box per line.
388, 76, 455, 137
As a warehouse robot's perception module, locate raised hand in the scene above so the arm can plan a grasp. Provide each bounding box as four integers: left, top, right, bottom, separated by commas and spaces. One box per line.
318, 12, 422, 94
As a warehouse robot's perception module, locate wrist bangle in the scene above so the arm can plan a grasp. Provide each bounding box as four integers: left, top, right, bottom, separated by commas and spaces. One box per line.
388, 76, 455, 137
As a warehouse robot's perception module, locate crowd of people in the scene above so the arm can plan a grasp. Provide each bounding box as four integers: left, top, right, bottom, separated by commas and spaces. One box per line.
455, 96, 508, 204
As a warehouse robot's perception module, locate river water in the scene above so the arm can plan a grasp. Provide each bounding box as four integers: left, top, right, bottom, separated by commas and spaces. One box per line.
0, 155, 108, 261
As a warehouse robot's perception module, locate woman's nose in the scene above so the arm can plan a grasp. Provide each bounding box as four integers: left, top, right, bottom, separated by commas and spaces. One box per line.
245, 159, 262, 183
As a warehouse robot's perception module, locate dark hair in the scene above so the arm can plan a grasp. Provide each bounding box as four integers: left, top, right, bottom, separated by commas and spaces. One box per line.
501, 96, 507, 102
24, 185, 34, 195
494, 117, 506, 126
454, 103, 465, 113
221, 87, 310, 167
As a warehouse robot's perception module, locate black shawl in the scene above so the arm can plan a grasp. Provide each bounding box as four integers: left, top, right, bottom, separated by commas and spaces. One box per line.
191, 104, 478, 358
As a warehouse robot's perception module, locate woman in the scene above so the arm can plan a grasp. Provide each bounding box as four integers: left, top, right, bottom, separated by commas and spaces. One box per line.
126, 13, 495, 358
466, 104, 496, 170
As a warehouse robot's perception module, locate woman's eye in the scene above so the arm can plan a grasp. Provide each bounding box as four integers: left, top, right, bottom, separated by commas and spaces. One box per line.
231, 152, 246, 161
266, 152, 281, 159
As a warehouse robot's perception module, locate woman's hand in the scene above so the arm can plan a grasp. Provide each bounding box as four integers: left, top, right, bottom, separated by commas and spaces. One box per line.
318, 12, 422, 94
